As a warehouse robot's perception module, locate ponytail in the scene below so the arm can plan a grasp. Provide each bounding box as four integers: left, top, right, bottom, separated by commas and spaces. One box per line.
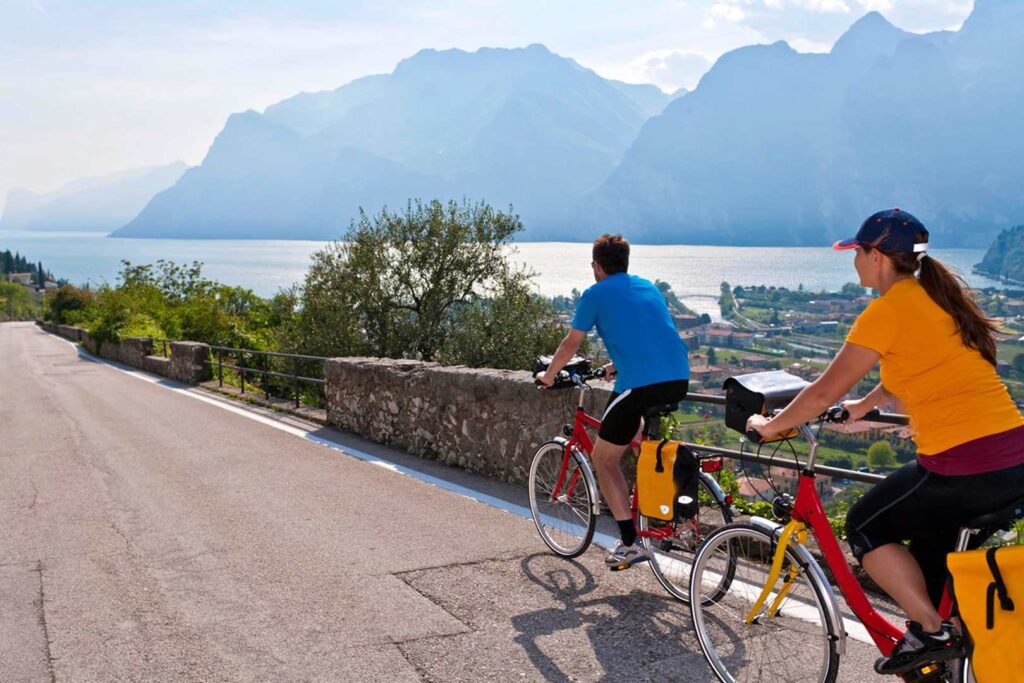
890, 253, 998, 366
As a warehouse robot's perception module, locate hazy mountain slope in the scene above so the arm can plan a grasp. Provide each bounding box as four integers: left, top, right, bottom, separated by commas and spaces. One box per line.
1, 163, 186, 233
589, 1, 1024, 246
118, 45, 658, 240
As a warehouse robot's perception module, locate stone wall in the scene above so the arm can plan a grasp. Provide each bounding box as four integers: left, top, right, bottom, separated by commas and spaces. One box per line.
325, 357, 613, 485
37, 322, 210, 385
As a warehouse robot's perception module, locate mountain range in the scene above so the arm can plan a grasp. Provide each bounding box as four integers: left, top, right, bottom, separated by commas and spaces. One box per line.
115, 44, 678, 241
1, 162, 187, 233
10, 0, 1021, 247
591, 0, 1024, 247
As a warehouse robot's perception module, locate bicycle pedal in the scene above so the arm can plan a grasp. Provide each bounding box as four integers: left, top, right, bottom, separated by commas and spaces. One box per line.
901, 661, 949, 682
608, 557, 648, 572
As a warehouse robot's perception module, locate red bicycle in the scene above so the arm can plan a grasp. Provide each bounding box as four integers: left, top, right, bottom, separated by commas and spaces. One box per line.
687, 406, 1023, 682
527, 361, 736, 603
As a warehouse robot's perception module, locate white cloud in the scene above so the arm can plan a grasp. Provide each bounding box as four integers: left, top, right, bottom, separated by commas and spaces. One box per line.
632, 49, 713, 91
786, 36, 834, 52
857, 0, 894, 9
704, 2, 748, 28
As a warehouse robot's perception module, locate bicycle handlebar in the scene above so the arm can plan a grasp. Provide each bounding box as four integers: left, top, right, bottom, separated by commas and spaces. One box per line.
744, 404, 909, 444
535, 366, 607, 390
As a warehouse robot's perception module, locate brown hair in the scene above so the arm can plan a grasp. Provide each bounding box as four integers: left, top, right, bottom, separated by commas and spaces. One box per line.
877, 242, 999, 366
593, 234, 629, 275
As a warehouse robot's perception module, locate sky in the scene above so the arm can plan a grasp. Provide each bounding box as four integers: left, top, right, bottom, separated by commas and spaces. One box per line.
0, 0, 975, 209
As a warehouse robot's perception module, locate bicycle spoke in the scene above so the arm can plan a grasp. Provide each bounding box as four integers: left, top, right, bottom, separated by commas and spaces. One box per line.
690, 524, 837, 683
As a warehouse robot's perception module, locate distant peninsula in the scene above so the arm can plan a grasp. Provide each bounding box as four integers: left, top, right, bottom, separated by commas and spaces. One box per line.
975, 225, 1024, 284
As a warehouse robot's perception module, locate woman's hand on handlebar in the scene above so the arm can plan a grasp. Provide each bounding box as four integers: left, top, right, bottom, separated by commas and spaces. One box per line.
535, 371, 555, 388
839, 397, 873, 422
745, 414, 773, 442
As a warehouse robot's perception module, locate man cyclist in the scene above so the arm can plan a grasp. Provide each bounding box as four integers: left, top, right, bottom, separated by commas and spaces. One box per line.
536, 234, 689, 569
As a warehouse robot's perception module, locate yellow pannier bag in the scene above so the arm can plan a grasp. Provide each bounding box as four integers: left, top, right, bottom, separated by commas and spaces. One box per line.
947, 545, 1024, 682
637, 439, 680, 521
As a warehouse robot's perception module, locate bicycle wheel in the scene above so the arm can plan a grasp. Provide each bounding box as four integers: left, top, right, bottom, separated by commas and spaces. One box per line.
689, 523, 840, 683
639, 474, 735, 604
529, 441, 596, 558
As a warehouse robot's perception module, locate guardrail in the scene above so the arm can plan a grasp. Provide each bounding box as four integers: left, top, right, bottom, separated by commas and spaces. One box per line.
679, 392, 910, 485
136, 335, 915, 484
206, 345, 329, 408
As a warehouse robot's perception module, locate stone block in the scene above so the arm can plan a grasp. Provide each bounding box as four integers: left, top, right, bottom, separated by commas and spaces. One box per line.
169, 342, 211, 384
143, 355, 172, 377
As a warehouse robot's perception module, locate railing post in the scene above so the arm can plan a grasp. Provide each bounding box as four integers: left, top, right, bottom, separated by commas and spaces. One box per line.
217, 348, 223, 387
239, 350, 245, 395
263, 353, 270, 400
293, 357, 300, 408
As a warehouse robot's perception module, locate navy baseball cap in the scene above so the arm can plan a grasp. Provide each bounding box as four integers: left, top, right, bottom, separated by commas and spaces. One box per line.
833, 208, 929, 255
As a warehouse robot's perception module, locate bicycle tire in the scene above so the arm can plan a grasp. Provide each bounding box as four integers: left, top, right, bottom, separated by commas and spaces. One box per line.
639, 473, 735, 604
528, 441, 596, 558
689, 523, 840, 683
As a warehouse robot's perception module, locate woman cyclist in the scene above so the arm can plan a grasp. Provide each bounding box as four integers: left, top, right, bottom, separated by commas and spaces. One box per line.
746, 208, 1024, 675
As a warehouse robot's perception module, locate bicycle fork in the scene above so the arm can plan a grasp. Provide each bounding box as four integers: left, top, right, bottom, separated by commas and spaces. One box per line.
745, 519, 808, 624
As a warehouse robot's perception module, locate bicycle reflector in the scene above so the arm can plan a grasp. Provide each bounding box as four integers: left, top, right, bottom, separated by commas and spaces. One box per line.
700, 458, 723, 473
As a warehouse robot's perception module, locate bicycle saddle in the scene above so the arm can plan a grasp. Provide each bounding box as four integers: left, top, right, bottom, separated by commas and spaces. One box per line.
643, 403, 680, 419
962, 498, 1024, 531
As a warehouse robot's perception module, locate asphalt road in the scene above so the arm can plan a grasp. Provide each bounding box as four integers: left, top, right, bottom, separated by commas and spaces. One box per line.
1, 322, 891, 682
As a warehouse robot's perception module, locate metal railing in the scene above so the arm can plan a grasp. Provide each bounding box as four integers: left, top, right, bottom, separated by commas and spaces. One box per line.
206, 346, 329, 409
678, 392, 910, 485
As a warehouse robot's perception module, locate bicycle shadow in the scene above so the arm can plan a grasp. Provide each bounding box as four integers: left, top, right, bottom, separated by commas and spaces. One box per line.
511, 554, 711, 682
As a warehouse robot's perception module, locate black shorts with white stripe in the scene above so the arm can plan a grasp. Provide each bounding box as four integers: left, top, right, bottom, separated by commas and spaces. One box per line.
599, 379, 688, 446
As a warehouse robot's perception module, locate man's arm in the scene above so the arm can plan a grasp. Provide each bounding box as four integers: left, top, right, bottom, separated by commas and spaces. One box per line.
536, 329, 587, 387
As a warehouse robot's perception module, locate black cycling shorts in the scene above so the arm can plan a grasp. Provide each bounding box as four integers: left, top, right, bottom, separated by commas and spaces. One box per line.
845, 460, 1024, 607
599, 380, 689, 446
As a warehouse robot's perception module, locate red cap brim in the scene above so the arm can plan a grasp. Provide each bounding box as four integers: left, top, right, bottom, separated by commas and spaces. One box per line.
832, 239, 859, 250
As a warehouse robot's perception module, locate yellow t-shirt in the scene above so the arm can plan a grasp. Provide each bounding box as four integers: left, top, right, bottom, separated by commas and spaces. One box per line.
845, 278, 1023, 455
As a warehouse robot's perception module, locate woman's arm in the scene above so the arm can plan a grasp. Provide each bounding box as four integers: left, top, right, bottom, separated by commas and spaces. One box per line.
747, 342, 881, 438
536, 329, 587, 387
842, 381, 896, 421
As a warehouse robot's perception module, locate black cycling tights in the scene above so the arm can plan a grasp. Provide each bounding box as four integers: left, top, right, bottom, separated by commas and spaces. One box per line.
845, 460, 1024, 607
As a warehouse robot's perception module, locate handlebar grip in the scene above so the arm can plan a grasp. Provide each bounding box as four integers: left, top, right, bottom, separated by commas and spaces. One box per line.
745, 429, 765, 444
823, 406, 850, 423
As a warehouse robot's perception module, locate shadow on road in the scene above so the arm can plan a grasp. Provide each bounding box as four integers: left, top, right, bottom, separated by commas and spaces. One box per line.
512, 554, 706, 682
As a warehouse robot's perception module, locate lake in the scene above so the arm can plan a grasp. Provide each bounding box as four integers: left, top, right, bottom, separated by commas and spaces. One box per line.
0, 231, 1004, 321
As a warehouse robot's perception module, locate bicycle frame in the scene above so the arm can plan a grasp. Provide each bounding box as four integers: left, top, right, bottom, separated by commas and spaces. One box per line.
745, 423, 957, 658
548, 384, 712, 545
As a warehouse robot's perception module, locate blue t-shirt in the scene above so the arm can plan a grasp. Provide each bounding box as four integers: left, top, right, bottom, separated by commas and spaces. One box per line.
571, 273, 689, 392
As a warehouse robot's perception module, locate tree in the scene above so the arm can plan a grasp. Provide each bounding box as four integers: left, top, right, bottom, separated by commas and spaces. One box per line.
841, 282, 865, 299
866, 440, 897, 469
823, 454, 853, 470
1, 282, 37, 319
698, 313, 712, 325
45, 286, 95, 324
720, 281, 735, 317
301, 199, 557, 367
707, 346, 718, 365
